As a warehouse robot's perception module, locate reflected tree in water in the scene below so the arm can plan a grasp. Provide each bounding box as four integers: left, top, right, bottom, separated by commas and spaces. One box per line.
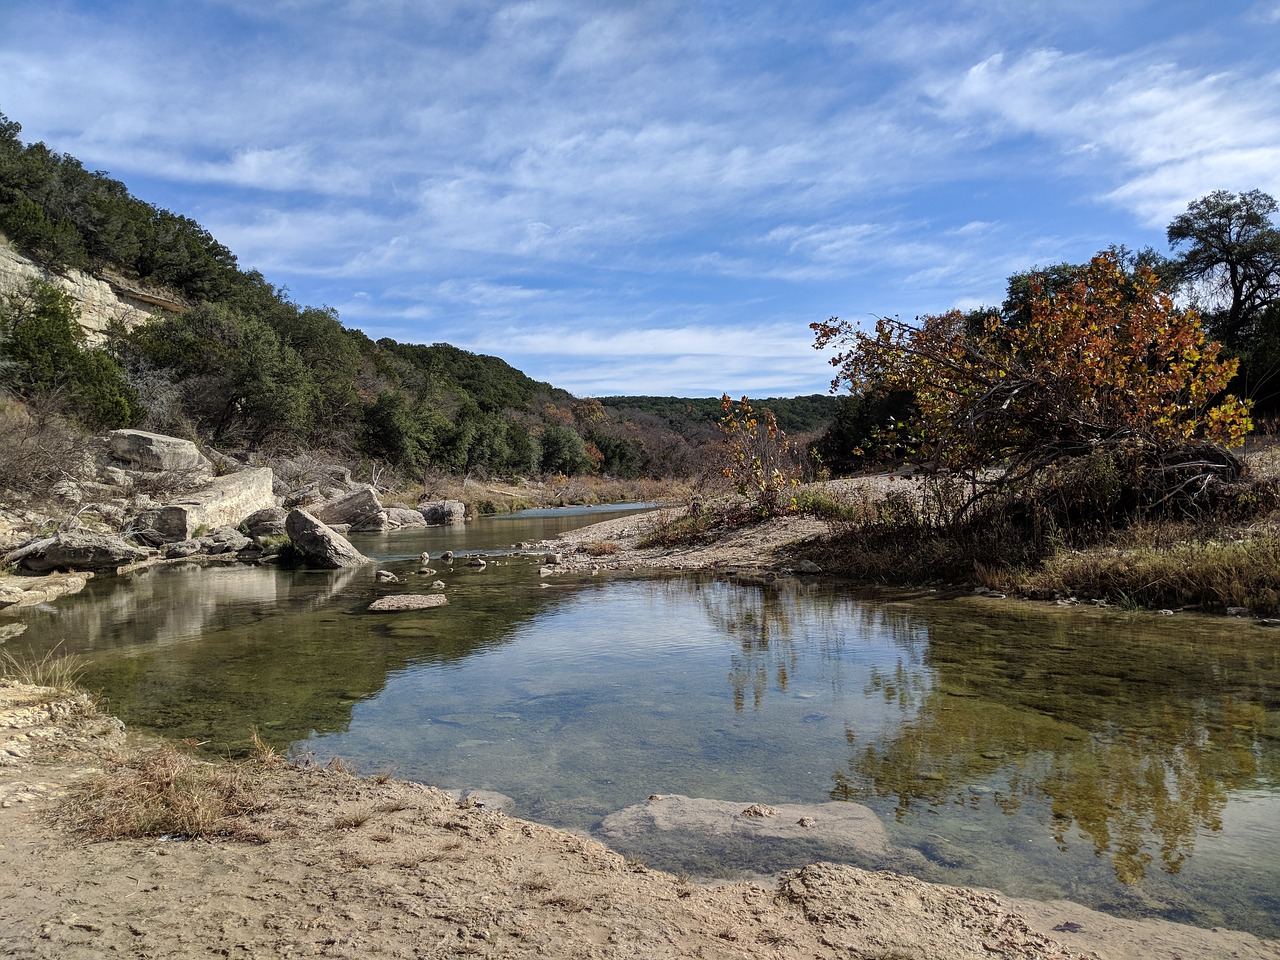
831, 603, 1275, 885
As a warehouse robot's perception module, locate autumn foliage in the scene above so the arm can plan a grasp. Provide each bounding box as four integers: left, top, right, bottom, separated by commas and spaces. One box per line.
718, 394, 799, 516
811, 252, 1253, 520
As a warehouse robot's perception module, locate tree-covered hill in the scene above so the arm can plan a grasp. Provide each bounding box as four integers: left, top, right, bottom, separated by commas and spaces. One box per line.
0, 110, 834, 486
600, 394, 839, 435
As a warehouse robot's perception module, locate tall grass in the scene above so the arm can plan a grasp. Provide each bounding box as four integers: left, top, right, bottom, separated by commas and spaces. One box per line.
0, 645, 83, 692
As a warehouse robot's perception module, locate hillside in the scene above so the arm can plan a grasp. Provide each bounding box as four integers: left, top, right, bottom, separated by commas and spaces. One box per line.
0, 111, 834, 488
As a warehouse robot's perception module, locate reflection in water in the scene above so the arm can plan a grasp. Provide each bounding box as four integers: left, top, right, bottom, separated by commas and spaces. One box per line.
831, 599, 1277, 891
7, 553, 1280, 937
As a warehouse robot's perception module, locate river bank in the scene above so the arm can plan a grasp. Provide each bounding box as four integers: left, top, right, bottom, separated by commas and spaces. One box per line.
3, 678, 1278, 959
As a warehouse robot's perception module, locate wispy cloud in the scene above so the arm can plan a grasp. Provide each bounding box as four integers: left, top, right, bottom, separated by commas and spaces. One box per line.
3, 1, 1278, 394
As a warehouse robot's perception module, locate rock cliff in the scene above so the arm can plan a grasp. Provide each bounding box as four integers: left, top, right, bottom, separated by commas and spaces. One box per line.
0, 230, 185, 341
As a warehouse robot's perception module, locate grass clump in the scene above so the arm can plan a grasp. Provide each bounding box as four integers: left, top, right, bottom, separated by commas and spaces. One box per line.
58, 735, 282, 842
0, 645, 83, 693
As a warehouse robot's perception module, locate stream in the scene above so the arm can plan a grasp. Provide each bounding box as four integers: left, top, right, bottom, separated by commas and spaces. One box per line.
6, 505, 1279, 938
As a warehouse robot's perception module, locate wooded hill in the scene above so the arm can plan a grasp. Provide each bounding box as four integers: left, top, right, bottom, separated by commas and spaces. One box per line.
0, 110, 837, 485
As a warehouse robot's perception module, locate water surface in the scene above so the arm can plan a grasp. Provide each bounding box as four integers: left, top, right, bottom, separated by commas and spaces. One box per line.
6, 507, 1278, 938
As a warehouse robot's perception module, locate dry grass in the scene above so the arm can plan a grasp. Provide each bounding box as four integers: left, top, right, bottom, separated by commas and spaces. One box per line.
56, 741, 276, 842
583, 540, 621, 557
1026, 534, 1280, 613
0, 646, 83, 694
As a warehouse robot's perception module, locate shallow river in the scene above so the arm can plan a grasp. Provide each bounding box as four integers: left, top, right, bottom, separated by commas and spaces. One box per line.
7, 506, 1280, 938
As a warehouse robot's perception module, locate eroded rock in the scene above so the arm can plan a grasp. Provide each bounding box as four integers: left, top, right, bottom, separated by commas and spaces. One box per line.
284, 509, 371, 569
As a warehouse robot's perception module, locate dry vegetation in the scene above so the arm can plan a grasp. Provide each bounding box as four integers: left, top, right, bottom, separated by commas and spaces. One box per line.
53, 735, 284, 842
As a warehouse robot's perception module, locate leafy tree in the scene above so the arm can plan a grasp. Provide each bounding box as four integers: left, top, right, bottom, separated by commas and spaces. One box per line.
0, 277, 138, 429
539, 424, 592, 475
812, 252, 1252, 521
1167, 189, 1280, 347
125, 303, 317, 445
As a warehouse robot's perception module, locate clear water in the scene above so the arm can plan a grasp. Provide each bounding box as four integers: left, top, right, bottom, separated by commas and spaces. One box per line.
6, 507, 1279, 939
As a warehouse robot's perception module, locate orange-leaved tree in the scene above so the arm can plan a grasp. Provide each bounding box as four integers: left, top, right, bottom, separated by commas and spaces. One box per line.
718, 394, 800, 516
811, 252, 1252, 521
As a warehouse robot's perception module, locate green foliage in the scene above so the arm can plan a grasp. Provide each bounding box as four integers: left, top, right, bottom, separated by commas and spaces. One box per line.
124, 303, 317, 445
600, 393, 838, 435
1167, 189, 1280, 348
540, 423, 593, 475
811, 389, 916, 473
0, 277, 138, 429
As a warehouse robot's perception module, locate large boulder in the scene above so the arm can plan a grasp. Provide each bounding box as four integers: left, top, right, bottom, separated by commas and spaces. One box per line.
242, 506, 288, 539
284, 509, 371, 568
385, 507, 428, 529
8, 531, 154, 573
151, 467, 276, 541
419, 499, 466, 525
108, 429, 213, 474
316, 485, 385, 531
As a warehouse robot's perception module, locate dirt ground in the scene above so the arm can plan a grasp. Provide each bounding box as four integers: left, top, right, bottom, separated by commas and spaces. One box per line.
3, 682, 1278, 960
6, 502, 1280, 960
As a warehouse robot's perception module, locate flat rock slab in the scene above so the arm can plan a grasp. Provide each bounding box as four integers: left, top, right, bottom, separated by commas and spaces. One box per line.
600, 794, 890, 855
367, 594, 449, 612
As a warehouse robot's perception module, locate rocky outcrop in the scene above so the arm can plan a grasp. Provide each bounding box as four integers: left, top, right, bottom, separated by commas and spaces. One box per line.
6, 531, 154, 574
150, 468, 275, 541
316, 486, 386, 531
284, 509, 371, 568
419, 500, 466, 525
109, 430, 212, 474
0, 231, 182, 341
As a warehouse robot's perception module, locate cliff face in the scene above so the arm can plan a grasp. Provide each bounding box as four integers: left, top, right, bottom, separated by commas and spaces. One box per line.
0, 232, 184, 341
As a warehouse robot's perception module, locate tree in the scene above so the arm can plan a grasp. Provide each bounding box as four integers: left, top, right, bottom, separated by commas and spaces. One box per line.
718, 395, 800, 516
811, 252, 1252, 522
0, 277, 138, 429
1167, 190, 1280, 348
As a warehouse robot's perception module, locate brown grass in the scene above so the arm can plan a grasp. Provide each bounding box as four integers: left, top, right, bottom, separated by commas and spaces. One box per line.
56, 741, 275, 842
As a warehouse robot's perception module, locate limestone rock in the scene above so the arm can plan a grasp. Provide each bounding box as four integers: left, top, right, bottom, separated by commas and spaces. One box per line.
151, 467, 276, 541
385, 507, 428, 529
162, 539, 203, 559
9, 531, 153, 573
419, 500, 466, 525
284, 509, 371, 569
109, 429, 212, 474
316, 485, 385, 530
0, 572, 92, 609
242, 506, 288, 539
367, 594, 449, 612
199, 527, 253, 554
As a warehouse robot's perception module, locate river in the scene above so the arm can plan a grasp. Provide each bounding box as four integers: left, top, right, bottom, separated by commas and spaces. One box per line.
6, 505, 1279, 938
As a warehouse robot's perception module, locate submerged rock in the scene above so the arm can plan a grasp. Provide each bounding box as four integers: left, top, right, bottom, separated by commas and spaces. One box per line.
367, 594, 449, 612
599, 794, 890, 856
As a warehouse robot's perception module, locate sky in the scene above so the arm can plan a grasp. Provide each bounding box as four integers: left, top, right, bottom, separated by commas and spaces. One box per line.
3, 1, 1280, 398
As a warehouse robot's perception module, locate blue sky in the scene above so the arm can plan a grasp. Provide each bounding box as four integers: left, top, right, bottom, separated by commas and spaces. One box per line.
3, 1, 1280, 397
